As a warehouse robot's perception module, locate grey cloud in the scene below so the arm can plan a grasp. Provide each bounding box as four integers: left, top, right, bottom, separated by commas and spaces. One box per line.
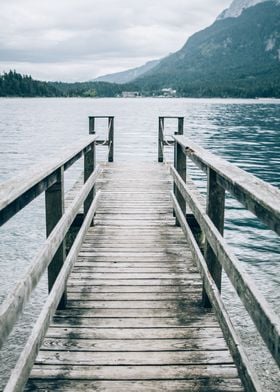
0, 0, 231, 81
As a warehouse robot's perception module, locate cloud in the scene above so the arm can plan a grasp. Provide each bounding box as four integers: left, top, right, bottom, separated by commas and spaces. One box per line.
0, 0, 231, 81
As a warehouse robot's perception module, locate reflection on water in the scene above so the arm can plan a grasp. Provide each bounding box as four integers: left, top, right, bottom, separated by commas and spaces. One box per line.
0, 97, 279, 389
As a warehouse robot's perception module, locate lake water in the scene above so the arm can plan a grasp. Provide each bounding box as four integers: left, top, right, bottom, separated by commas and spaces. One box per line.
0, 97, 279, 390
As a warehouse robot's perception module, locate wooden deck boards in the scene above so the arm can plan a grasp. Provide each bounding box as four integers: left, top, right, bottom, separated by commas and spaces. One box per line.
26, 163, 244, 391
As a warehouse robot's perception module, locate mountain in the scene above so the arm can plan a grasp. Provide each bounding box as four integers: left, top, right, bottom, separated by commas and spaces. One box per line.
134, 1, 280, 97
217, 0, 269, 19
94, 59, 161, 84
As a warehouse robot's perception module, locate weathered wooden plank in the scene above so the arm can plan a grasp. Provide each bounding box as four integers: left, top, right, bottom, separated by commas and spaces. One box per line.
41, 337, 228, 351
69, 272, 200, 280
72, 265, 195, 272
67, 285, 201, 293
29, 364, 239, 380
78, 251, 189, 257
53, 307, 208, 318
25, 379, 244, 392
67, 279, 202, 287
67, 292, 201, 301
45, 327, 224, 340
35, 349, 234, 365
65, 299, 201, 310
51, 316, 218, 328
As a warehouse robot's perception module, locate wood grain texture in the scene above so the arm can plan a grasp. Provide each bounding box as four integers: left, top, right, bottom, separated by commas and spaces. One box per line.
174, 135, 280, 235
171, 163, 280, 370
0, 136, 97, 226
25, 162, 243, 392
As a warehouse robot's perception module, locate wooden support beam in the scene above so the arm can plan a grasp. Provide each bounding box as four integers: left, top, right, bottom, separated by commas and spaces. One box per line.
158, 117, 164, 162
177, 117, 184, 135
84, 142, 96, 217
89, 116, 95, 134
108, 117, 114, 162
174, 141, 186, 226
203, 168, 225, 308
45, 167, 66, 310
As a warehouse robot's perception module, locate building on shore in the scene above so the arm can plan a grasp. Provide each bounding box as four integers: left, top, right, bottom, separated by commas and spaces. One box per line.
161, 88, 177, 97
122, 91, 140, 98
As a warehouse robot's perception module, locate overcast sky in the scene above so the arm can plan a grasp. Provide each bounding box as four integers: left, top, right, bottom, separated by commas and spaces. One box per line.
0, 0, 231, 82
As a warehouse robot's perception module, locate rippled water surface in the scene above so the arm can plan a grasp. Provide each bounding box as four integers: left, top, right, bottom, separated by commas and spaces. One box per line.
0, 97, 279, 390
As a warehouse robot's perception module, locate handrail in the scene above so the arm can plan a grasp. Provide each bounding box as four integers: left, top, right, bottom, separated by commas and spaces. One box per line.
4, 190, 101, 392
171, 164, 280, 366
0, 128, 104, 391
174, 135, 280, 235
0, 136, 97, 226
158, 116, 184, 162
0, 165, 102, 349
89, 116, 114, 162
170, 133, 280, 390
171, 192, 262, 392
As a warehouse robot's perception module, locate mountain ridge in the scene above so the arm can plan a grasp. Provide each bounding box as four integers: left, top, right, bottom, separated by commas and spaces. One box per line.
217, 0, 269, 19
133, 0, 280, 97
94, 59, 161, 84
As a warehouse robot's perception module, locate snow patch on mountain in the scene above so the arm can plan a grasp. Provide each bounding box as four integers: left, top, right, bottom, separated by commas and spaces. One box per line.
218, 0, 268, 19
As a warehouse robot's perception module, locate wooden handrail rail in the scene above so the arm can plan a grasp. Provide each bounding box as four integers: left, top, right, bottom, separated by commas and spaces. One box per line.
0, 116, 113, 391
0, 165, 102, 349
170, 129, 280, 390
173, 135, 280, 235
89, 116, 114, 162
4, 190, 101, 392
171, 165, 280, 368
171, 192, 261, 392
0, 136, 97, 226
158, 116, 184, 162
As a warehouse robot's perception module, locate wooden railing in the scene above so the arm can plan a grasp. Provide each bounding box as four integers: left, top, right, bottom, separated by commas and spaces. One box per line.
89, 115, 114, 162
158, 116, 184, 162
170, 133, 280, 392
0, 136, 103, 391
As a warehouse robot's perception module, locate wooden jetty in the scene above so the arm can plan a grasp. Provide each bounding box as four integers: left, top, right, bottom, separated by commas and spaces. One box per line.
0, 116, 279, 391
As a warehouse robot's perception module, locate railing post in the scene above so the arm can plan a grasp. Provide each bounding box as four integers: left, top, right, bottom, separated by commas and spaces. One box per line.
45, 167, 66, 309
177, 117, 184, 135
158, 117, 164, 162
202, 168, 225, 308
108, 116, 114, 162
89, 116, 95, 134
174, 141, 186, 226
84, 142, 96, 221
